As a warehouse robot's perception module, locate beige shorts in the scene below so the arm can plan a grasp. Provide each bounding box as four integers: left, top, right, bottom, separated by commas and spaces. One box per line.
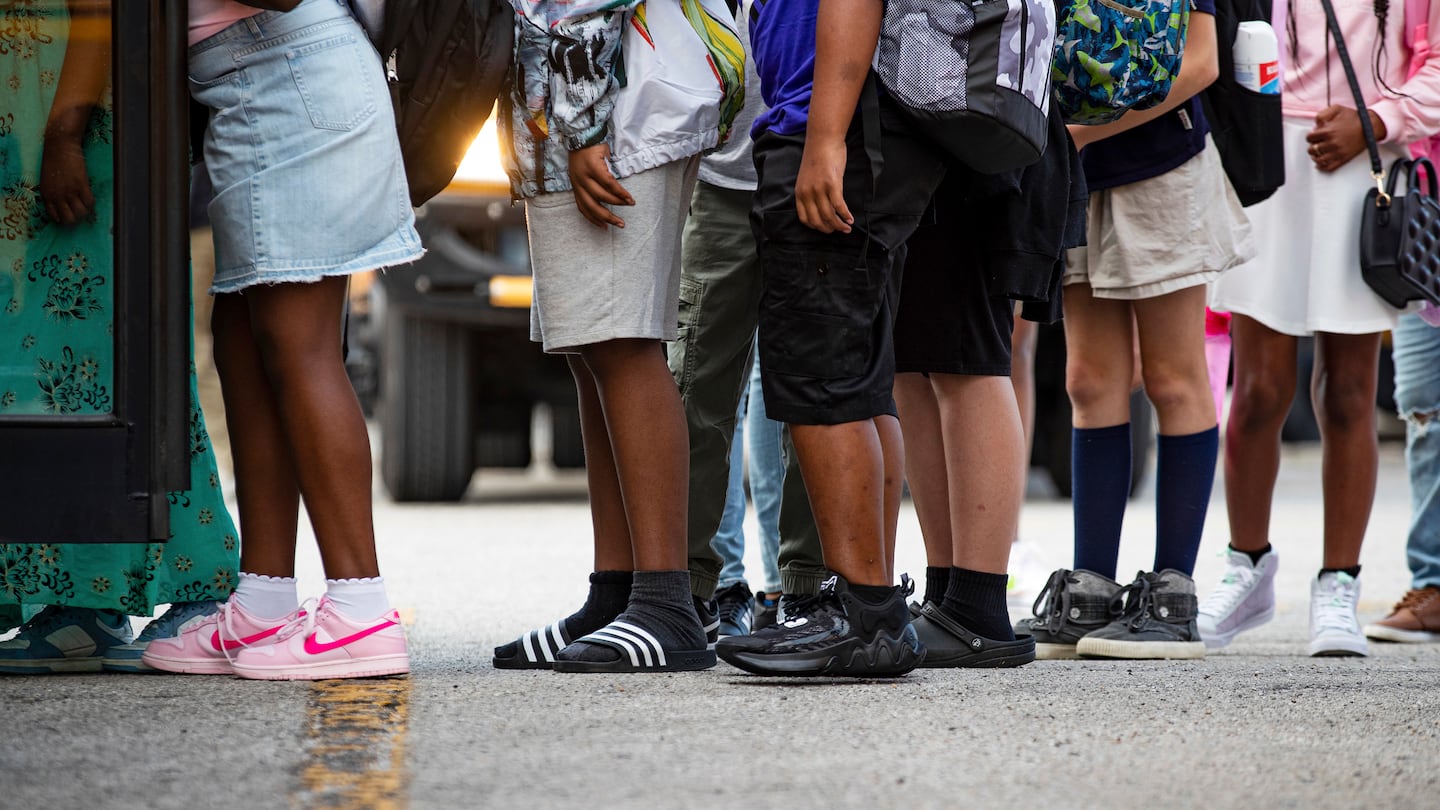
526, 157, 699, 353
1064, 138, 1254, 300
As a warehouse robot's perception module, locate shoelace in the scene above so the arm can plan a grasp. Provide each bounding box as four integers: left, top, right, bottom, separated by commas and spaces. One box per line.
1199, 564, 1256, 617
1030, 569, 1075, 633
1392, 587, 1440, 614
1313, 580, 1360, 635
1109, 576, 1155, 631
216, 600, 312, 667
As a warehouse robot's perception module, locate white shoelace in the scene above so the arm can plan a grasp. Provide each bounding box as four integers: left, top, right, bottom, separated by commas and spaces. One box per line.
1199, 564, 1256, 617
1313, 579, 1361, 635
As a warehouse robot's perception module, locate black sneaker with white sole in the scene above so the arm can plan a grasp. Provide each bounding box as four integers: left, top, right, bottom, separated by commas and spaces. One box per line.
716, 573, 925, 677
695, 596, 720, 649
1075, 570, 1206, 660
1013, 568, 1121, 660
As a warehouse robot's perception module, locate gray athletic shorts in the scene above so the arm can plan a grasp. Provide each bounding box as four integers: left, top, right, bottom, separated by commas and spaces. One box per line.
526, 158, 699, 353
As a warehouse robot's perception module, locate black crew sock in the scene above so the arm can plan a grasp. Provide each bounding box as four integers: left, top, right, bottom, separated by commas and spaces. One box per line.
1232, 543, 1272, 566
493, 570, 631, 658
939, 567, 1014, 641
923, 566, 950, 606
849, 583, 896, 605
1320, 565, 1362, 579
559, 570, 707, 663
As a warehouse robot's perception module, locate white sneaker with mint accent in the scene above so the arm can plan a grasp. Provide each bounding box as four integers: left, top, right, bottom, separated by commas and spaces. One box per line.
1197, 547, 1277, 650
1310, 571, 1368, 657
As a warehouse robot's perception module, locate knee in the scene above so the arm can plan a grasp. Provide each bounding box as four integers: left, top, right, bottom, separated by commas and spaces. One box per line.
1139, 364, 1207, 418
1065, 359, 1124, 413
1228, 375, 1292, 432
1315, 374, 1376, 430
578, 338, 661, 379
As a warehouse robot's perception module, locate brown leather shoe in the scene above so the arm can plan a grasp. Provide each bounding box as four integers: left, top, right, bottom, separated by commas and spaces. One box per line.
1363, 587, 1440, 642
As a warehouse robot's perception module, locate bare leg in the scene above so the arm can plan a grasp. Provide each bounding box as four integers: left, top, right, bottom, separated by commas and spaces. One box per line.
1062, 284, 1135, 428
576, 339, 688, 571
1132, 287, 1216, 436
933, 374, 1026, 575
1225, 315, 1298, 553
211, 293, 300, 578
566, 355, 634, 572
1010, 314, 1038, 459
878, 413, 905, 577
790, 420, 890, 586
894, 374, 951, 568
243, 278, 377, 579
1313, 331, 1382, 569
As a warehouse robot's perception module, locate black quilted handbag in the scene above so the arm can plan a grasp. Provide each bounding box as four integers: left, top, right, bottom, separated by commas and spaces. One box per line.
1323, 0, 1440, 308
1361, 158, 1440, 308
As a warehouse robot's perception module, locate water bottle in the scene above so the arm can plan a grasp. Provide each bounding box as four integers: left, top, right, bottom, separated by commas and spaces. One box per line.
1233, 21, 1281, 94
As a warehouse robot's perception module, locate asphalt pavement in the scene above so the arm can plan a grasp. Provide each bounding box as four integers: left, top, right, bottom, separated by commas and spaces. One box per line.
3, 441, 1438, 809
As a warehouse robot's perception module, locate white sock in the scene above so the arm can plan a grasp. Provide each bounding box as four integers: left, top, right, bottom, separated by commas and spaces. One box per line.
325, 577, 392, 621
232, 572, 300, 621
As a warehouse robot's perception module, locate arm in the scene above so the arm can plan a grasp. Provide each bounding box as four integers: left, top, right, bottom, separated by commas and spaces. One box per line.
1068, 12, 1220, 151
795, 0, 883, 234
1369, 0, 1440, 146
40, 0, 112, 226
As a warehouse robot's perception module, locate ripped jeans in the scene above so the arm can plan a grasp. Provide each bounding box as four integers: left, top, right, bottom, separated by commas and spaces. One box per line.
1392, 313, 1440, 590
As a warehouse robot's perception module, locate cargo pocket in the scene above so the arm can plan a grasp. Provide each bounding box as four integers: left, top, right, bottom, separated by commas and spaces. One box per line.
670, 276, 704, 392
759, 244, 884, 381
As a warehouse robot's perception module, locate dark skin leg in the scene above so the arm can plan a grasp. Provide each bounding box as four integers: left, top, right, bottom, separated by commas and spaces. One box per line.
790, 419, 893, 587
217, 277, 380, 579
211, 293, 301, 578
1312, 331, 1382, 569
1225, 315, 1297, 554
566, 355, 635, 572
574, 339, 688, 571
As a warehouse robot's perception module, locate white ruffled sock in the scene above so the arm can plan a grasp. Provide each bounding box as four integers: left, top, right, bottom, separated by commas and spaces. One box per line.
325, 577, 392, 621
232, 572, 300, 621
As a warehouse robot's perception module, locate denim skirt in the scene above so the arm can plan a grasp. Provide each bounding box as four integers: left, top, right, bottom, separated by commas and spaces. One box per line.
189, 0, 422, 293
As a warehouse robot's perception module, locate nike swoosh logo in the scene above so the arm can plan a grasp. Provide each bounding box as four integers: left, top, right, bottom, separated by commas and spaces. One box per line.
303, 620, 398, 655
210, 623, 284, 652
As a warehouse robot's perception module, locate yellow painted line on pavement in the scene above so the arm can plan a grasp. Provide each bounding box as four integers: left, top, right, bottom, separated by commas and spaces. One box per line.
294, 609, 416, 810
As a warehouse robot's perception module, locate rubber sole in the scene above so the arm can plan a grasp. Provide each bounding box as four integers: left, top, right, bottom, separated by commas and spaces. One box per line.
1199, 606, 1274, 650
1035, 642, 1081, 660
551, 648, 716, 673
1362, 624, 1440, 643
1308, 638, 1369, 657
135, 653, 233, 675
491, 654, 554, 671
1076, 638, 1206, 660
718, 633, 925, 677
0, 657, 104, 675
231, 654, 411, 681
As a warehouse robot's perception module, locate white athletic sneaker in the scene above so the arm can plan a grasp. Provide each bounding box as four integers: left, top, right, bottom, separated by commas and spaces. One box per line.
1310, 571, 1369, 657
1197, 547, 1277, 650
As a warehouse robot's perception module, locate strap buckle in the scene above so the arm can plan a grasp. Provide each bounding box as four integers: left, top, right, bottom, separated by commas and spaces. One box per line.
1375, 172, 1392, 208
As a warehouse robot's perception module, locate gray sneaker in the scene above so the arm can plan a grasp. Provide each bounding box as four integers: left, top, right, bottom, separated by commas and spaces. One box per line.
1013, 569, 1122, 660
1076, 570, 1206, 660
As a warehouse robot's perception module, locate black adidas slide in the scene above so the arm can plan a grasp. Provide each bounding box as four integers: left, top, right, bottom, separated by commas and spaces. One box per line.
913, 602, 1035, 668
492, 622, 573, 670
551, 621, 716, 674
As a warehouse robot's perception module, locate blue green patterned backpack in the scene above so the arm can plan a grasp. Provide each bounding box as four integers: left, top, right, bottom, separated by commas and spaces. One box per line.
1052, 0, 1191, 125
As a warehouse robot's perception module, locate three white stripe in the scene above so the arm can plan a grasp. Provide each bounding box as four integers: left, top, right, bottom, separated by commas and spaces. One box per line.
579, 621, 668, 668
522, 623, 566, 663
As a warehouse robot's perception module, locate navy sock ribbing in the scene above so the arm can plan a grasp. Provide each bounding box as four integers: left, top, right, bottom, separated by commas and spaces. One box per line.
1071, 423, 1131, 580
1153, 427, 1219, 576
939, 567, 1014, 641
923, 566, 951, 606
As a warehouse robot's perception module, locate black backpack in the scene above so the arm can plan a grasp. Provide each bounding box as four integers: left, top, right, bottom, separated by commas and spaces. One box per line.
1200, 0, 1285, 207
374, 0, 515, 206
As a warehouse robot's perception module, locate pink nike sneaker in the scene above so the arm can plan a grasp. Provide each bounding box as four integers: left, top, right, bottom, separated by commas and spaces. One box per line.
141, 601, 299, 675
230, 597, 409, 680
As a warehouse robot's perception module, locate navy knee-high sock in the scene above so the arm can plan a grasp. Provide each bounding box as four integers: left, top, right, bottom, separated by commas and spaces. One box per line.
1072, 424, 1131, 580
1153, 427, 1219, 576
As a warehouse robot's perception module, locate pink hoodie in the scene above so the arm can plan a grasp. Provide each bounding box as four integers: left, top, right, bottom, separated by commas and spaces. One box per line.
1280, 0, 1440, 146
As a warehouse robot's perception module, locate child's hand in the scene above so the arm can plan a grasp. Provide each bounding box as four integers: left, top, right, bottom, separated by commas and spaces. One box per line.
795, 136, 853, 234
1307, 105, 1386, 173
568, 144, 634, 229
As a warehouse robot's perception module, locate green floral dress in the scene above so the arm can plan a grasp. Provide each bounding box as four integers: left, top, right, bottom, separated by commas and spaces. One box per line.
0, 1, 239, 631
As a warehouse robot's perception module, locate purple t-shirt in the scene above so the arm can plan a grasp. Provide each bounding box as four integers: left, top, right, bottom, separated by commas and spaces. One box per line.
1080, 0, 1217, 191
748, 0, 819, 138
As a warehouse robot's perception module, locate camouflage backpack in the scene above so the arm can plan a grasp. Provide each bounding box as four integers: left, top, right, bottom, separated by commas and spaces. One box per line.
1052, 0, 1190, 125
873, 0, 1058, 174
